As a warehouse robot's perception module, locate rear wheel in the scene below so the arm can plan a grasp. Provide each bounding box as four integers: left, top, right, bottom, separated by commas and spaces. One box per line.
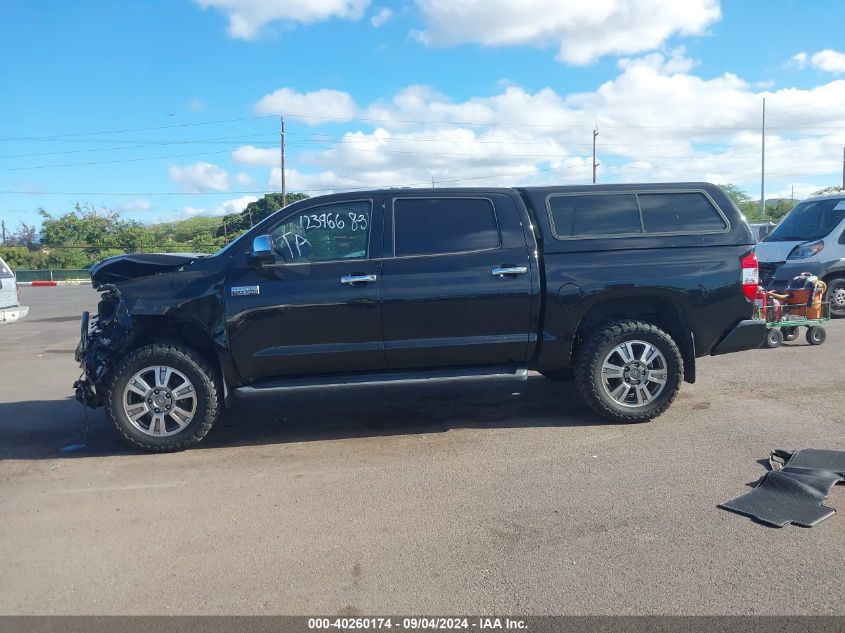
574, 320, 682, 423
106, 343, 221, 452
782, 326, 799, 342
825, 278, 845, 318
765, 328, 783, 348
806, 326, 826, 345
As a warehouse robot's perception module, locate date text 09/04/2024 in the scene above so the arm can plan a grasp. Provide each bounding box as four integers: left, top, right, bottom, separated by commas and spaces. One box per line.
307, 617, 528, 630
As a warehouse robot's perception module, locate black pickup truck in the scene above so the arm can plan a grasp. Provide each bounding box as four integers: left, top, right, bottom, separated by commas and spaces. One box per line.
75, 183, 764, 451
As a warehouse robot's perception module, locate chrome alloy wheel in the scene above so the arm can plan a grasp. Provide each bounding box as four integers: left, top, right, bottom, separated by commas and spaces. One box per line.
600, 340, 668, 408
122, 366, 197, 437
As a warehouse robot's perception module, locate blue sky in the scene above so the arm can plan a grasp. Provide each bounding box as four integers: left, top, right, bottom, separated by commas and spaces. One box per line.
2, 0, 845, 229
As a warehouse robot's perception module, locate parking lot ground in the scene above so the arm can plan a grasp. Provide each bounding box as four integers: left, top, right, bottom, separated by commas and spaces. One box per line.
0, 285, 843, 615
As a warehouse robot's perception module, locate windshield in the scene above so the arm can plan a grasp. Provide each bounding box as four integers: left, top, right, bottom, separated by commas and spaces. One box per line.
214, 232, 248, 256
213, 198, 311, 256
764, 198, 845, 242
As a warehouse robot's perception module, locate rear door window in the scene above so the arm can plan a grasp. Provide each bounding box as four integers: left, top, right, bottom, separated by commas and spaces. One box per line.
639, 192, 727, 233
548, 194, 642, 237
393, 197, 500, 257
0, 258, 12, 278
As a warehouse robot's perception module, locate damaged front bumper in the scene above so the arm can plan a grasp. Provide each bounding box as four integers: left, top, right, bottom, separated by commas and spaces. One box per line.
74, 286, 134, 408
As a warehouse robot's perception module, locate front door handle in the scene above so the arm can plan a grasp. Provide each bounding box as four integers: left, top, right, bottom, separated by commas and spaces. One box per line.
341, 274, 378, 285
491, 266, 528, 277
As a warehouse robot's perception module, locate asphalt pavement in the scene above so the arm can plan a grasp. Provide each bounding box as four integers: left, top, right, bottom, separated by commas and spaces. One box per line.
0, 285, 843, 615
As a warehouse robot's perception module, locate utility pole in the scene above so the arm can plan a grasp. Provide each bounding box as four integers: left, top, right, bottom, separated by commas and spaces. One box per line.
841, 147, 844, 189
222, 217, 229, 243
592, 125, 599, 184
280, 115, 287, 208
431, 175, 435, 188
1, 220, 5, 244
760, 98, 766, 219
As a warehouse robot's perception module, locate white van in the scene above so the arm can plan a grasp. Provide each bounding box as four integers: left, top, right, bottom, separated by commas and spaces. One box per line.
756, 192, 845, 318
0, 256, 29, 323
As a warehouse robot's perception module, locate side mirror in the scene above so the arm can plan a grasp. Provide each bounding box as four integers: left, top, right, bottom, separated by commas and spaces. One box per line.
248, 234, 275, 264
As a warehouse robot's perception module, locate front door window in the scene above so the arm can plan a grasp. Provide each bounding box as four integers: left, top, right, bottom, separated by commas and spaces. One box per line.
269, 201, 371, 263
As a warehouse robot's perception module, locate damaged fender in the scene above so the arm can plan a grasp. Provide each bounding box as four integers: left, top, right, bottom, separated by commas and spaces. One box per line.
74, 253, 235, 409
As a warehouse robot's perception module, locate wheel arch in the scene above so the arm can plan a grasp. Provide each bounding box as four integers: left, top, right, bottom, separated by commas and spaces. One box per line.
126, 316, 233, 399
569, 292, 697, 383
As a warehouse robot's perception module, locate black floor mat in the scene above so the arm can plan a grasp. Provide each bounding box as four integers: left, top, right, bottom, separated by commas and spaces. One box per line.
770, 448, 845, 475
719, 449, 845, 527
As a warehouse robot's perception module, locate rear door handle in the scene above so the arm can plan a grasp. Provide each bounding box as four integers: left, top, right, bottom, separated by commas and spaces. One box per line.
491, 266, 528, 277
341, 274, 378, 284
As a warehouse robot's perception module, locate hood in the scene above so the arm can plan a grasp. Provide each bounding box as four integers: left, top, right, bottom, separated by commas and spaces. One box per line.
89, 253, 207, 288
756, 240, 803, 263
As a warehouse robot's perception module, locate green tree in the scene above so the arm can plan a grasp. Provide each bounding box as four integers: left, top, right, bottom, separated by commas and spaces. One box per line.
216, 192, 309, 237
6, 222, 38, 247
767, 199, 796, 221
720, 184, 762, 221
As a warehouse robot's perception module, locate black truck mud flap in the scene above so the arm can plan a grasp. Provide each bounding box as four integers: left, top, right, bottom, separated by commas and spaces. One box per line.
720, 449, 845, 527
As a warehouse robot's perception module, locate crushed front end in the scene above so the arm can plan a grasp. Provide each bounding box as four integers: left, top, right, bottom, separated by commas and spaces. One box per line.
74, 284, 134, 408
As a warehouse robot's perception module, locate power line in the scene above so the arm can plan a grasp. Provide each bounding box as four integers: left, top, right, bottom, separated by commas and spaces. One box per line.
0, 134, 274, 158
0, 190, 269, 196
2, 115, 277, 141
0, 146, 276, 171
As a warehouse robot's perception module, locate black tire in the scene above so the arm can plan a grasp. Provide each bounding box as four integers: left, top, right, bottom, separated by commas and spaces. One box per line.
782, 326, 799, 342
106, 343, 221, 452
824, 278, 845, 319
574, 320, 683, 423
765, 328, 783, 348
539, 368, 574, 381
806, 326, 826, 345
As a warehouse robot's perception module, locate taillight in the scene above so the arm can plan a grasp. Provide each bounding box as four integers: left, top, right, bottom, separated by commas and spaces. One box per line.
741, 251, 759, 301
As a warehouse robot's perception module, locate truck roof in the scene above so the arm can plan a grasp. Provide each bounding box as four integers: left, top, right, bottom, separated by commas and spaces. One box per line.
339, 182, 722, 197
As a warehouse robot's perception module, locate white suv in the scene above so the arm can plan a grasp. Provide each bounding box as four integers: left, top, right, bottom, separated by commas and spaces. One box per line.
0, 256, 29, 323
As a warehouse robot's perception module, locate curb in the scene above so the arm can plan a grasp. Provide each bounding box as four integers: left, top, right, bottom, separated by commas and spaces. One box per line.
18, 280, 92, 287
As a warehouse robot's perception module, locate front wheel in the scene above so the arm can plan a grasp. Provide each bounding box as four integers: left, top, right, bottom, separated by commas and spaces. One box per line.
574, 320, 683, 423
106, 343, 221, 452
825, 278, 845, 318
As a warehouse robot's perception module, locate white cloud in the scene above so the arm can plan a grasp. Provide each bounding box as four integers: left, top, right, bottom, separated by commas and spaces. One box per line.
232, 145, 279, 166
184, 195, 260, 217
413, 0, 721, 65
370, 7, 393, 27
255, 55, 845, 197
617, 48, 698, 74
195, 0, 370, 39
254, 87, 358, 124
789, 49, 845, 74
186, 98, 205, 111
235, 172, 254, 185
788, 52, 809, 68
119, 199, 152, 212
767, 183, 822, 201
168, 161, 230, 192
